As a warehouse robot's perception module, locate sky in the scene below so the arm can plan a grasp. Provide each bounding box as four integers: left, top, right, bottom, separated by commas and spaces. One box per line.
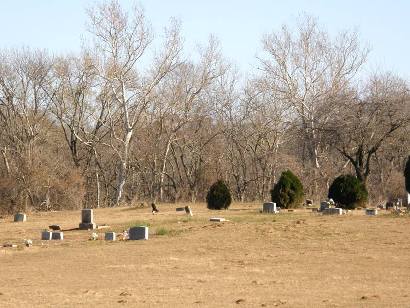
0, 0, 408, 79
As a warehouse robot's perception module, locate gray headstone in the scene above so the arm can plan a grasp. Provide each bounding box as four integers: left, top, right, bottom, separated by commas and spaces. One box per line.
263, 202, 277, 213
320, 201, 330, 212
51, 232, 64, 240
365, 208, 378, 216
105, 232, 116, 241
129, 226, 148, 240
41, 231, 52, 240
14, 213, 27, 222
322, 208, 343, 215
176, 207, 185, 212
79, 209, 96, 230
81, 209, 94, 223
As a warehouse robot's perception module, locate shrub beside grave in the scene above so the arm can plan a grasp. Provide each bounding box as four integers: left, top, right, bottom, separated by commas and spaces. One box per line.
206, 180, 232, 210
328, 174, 368, 209
270, 170, 304, 209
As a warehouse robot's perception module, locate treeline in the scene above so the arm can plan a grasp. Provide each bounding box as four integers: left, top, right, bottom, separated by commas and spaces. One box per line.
0, 1, 409, 213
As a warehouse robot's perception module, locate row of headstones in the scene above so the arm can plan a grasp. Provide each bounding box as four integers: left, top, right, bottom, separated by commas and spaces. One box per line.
41, 227, 149, 241
262, 201, 378, 216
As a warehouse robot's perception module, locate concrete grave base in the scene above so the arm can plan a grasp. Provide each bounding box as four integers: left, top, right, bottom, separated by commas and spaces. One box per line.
79, 222, 97, 230
322, 208, 343, 215
129, 227, 148, 240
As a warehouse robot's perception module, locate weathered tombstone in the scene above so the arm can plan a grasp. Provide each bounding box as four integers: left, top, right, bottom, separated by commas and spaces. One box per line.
322, 208, 343, 215
176, 207, 185, 212
129, 226, 149, 240
41, 231, 52, 240
184, 206, 193, 216
365, 208, 378, 216
51, 232, 64, 240
14, 213, 27, 222
320, 201, 330, 212
210, 217, 226, 222
79, 209, 97, 230
105, 232, 116, 241
263, 202, 277, 213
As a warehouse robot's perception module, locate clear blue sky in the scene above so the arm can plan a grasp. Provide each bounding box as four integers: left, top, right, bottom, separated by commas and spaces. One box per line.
0, 0, 408, 79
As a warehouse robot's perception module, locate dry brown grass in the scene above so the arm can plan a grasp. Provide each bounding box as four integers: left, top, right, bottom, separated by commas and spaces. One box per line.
0, 203, 410, 307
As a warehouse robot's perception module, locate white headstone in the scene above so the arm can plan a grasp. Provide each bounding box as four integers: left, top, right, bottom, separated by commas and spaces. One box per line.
51, 232, 64, 240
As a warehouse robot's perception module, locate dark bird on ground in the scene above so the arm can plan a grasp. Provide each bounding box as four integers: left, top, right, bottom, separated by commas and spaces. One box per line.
151, 203, 159, 214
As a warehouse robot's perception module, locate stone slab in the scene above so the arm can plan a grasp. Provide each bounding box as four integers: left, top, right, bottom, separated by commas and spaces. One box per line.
41, 231, 52, 240
105, 232, 116, 241
81, 209, 94, 224
263, 202, 277, 213
365, 208, 378, 216
176, 207, 185, 212
14, 213, 27, 222
210, 217, 226, 222
51, 232, 64, 240
79, 222, 97, 230
322, 208, 343, 215
129, 226, 148, 240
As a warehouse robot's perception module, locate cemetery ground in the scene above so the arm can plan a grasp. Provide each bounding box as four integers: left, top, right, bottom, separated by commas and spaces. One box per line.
1, 203, 410, 307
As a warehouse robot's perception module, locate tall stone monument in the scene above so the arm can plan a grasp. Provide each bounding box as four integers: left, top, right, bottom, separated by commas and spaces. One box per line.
79, 209, 97, 230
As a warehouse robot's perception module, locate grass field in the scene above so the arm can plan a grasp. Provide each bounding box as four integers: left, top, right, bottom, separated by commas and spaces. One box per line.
1, 203, 409, 307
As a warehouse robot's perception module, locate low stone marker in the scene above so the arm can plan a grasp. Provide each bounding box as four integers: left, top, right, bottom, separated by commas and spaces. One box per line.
79, 209, 97, 230
184, 206, 193, 216
129, 226, 148, 240
322, 208, 343, 215
176, 207, 185, 212
263, 202, 277, 213
51, 232, 64, 240
41, 231, 52, 240
14, 213, 27, 222
105, 232, 116, 241
365, 208, 378, 216
210, 217, 226, 222
320, 201, 330, 212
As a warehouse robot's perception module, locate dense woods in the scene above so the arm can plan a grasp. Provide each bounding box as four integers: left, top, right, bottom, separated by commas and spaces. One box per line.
0, 1, 409, 213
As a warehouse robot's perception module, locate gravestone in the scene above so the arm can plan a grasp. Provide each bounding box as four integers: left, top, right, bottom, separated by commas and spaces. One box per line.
105, 232, 116, 241
184, 206, 193, 216
41, 231, 52, 240
263, 202, 277, 213
176, 207, 185, 212
51, 232, 64, 240
129, 226, 149, 240
320, 201, 330, 212
14, 213, 27, 222
79, 209, 97, 230
322, 208, 343, 215
365, 208, 378, 216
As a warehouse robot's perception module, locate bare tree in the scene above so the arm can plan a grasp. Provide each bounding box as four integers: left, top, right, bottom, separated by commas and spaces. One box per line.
87, 1, 182, 205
